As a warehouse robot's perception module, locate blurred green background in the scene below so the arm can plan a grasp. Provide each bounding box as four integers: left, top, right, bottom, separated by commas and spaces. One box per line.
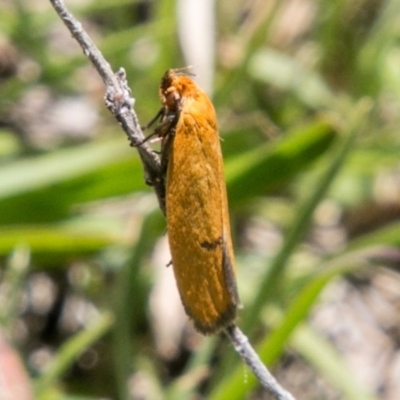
1, 0, 400, 399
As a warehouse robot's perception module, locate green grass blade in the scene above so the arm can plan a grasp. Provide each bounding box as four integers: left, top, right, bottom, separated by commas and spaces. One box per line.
226, 118, 337, 207
242, 101, 371, 332
210, 247, 387, 400
0, 137, 132, 200
0, 246, 30, 330
35, 311, 114, 396
0, 224, 120, 261
292, 325, 378, 400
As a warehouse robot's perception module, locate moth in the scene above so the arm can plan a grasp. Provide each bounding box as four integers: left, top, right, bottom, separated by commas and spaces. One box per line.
149, 69, 239, 334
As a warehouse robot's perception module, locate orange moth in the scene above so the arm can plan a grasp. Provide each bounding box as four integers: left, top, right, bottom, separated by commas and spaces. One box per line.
150, 69, 239, 334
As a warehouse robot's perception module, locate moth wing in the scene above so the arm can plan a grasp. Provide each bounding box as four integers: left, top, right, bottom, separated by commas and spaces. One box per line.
166, 93, 239, 334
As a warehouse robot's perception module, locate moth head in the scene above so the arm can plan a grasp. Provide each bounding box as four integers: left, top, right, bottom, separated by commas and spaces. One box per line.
160, 68, 197, 112
161, 85, 181, 112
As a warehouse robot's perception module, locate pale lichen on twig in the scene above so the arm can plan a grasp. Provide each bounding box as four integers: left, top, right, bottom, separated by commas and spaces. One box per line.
48, 1, 296, 398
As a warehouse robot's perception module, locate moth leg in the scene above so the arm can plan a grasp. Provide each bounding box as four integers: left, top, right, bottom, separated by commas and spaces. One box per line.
136, 112, 176, 147
141, 108, 164, 131
133, 108, 165, 148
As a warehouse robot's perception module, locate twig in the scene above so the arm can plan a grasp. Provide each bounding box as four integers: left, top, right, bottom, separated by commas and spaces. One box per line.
49, 0, 166, 212
48, 1, 296, 399
225, 325, 295, 400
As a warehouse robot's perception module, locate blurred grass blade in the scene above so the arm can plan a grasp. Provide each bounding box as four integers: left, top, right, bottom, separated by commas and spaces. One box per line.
177, 0, 215, 93
210, 247, 389, 400
348, 221, 400, 249
226, 118, 337, 207
0, 156, 147, 225
34, 311, 114, 396
0, 246, 30, 330
242, 100, 371, 332
214, 2, 280, 104
38, 385, 104, 400
0, 224, 121, 260
292, 325, 378, 400
165, 337, 217, 400
248, 48, 335, 109
112, 209, 165, 400
0, 137, 132, 200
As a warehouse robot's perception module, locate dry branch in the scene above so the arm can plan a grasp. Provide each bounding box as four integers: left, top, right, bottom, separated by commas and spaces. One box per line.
49, 0, 166, 212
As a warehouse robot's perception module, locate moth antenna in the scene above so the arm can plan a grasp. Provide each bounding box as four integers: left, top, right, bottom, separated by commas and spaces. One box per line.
172, 65, 196, 77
